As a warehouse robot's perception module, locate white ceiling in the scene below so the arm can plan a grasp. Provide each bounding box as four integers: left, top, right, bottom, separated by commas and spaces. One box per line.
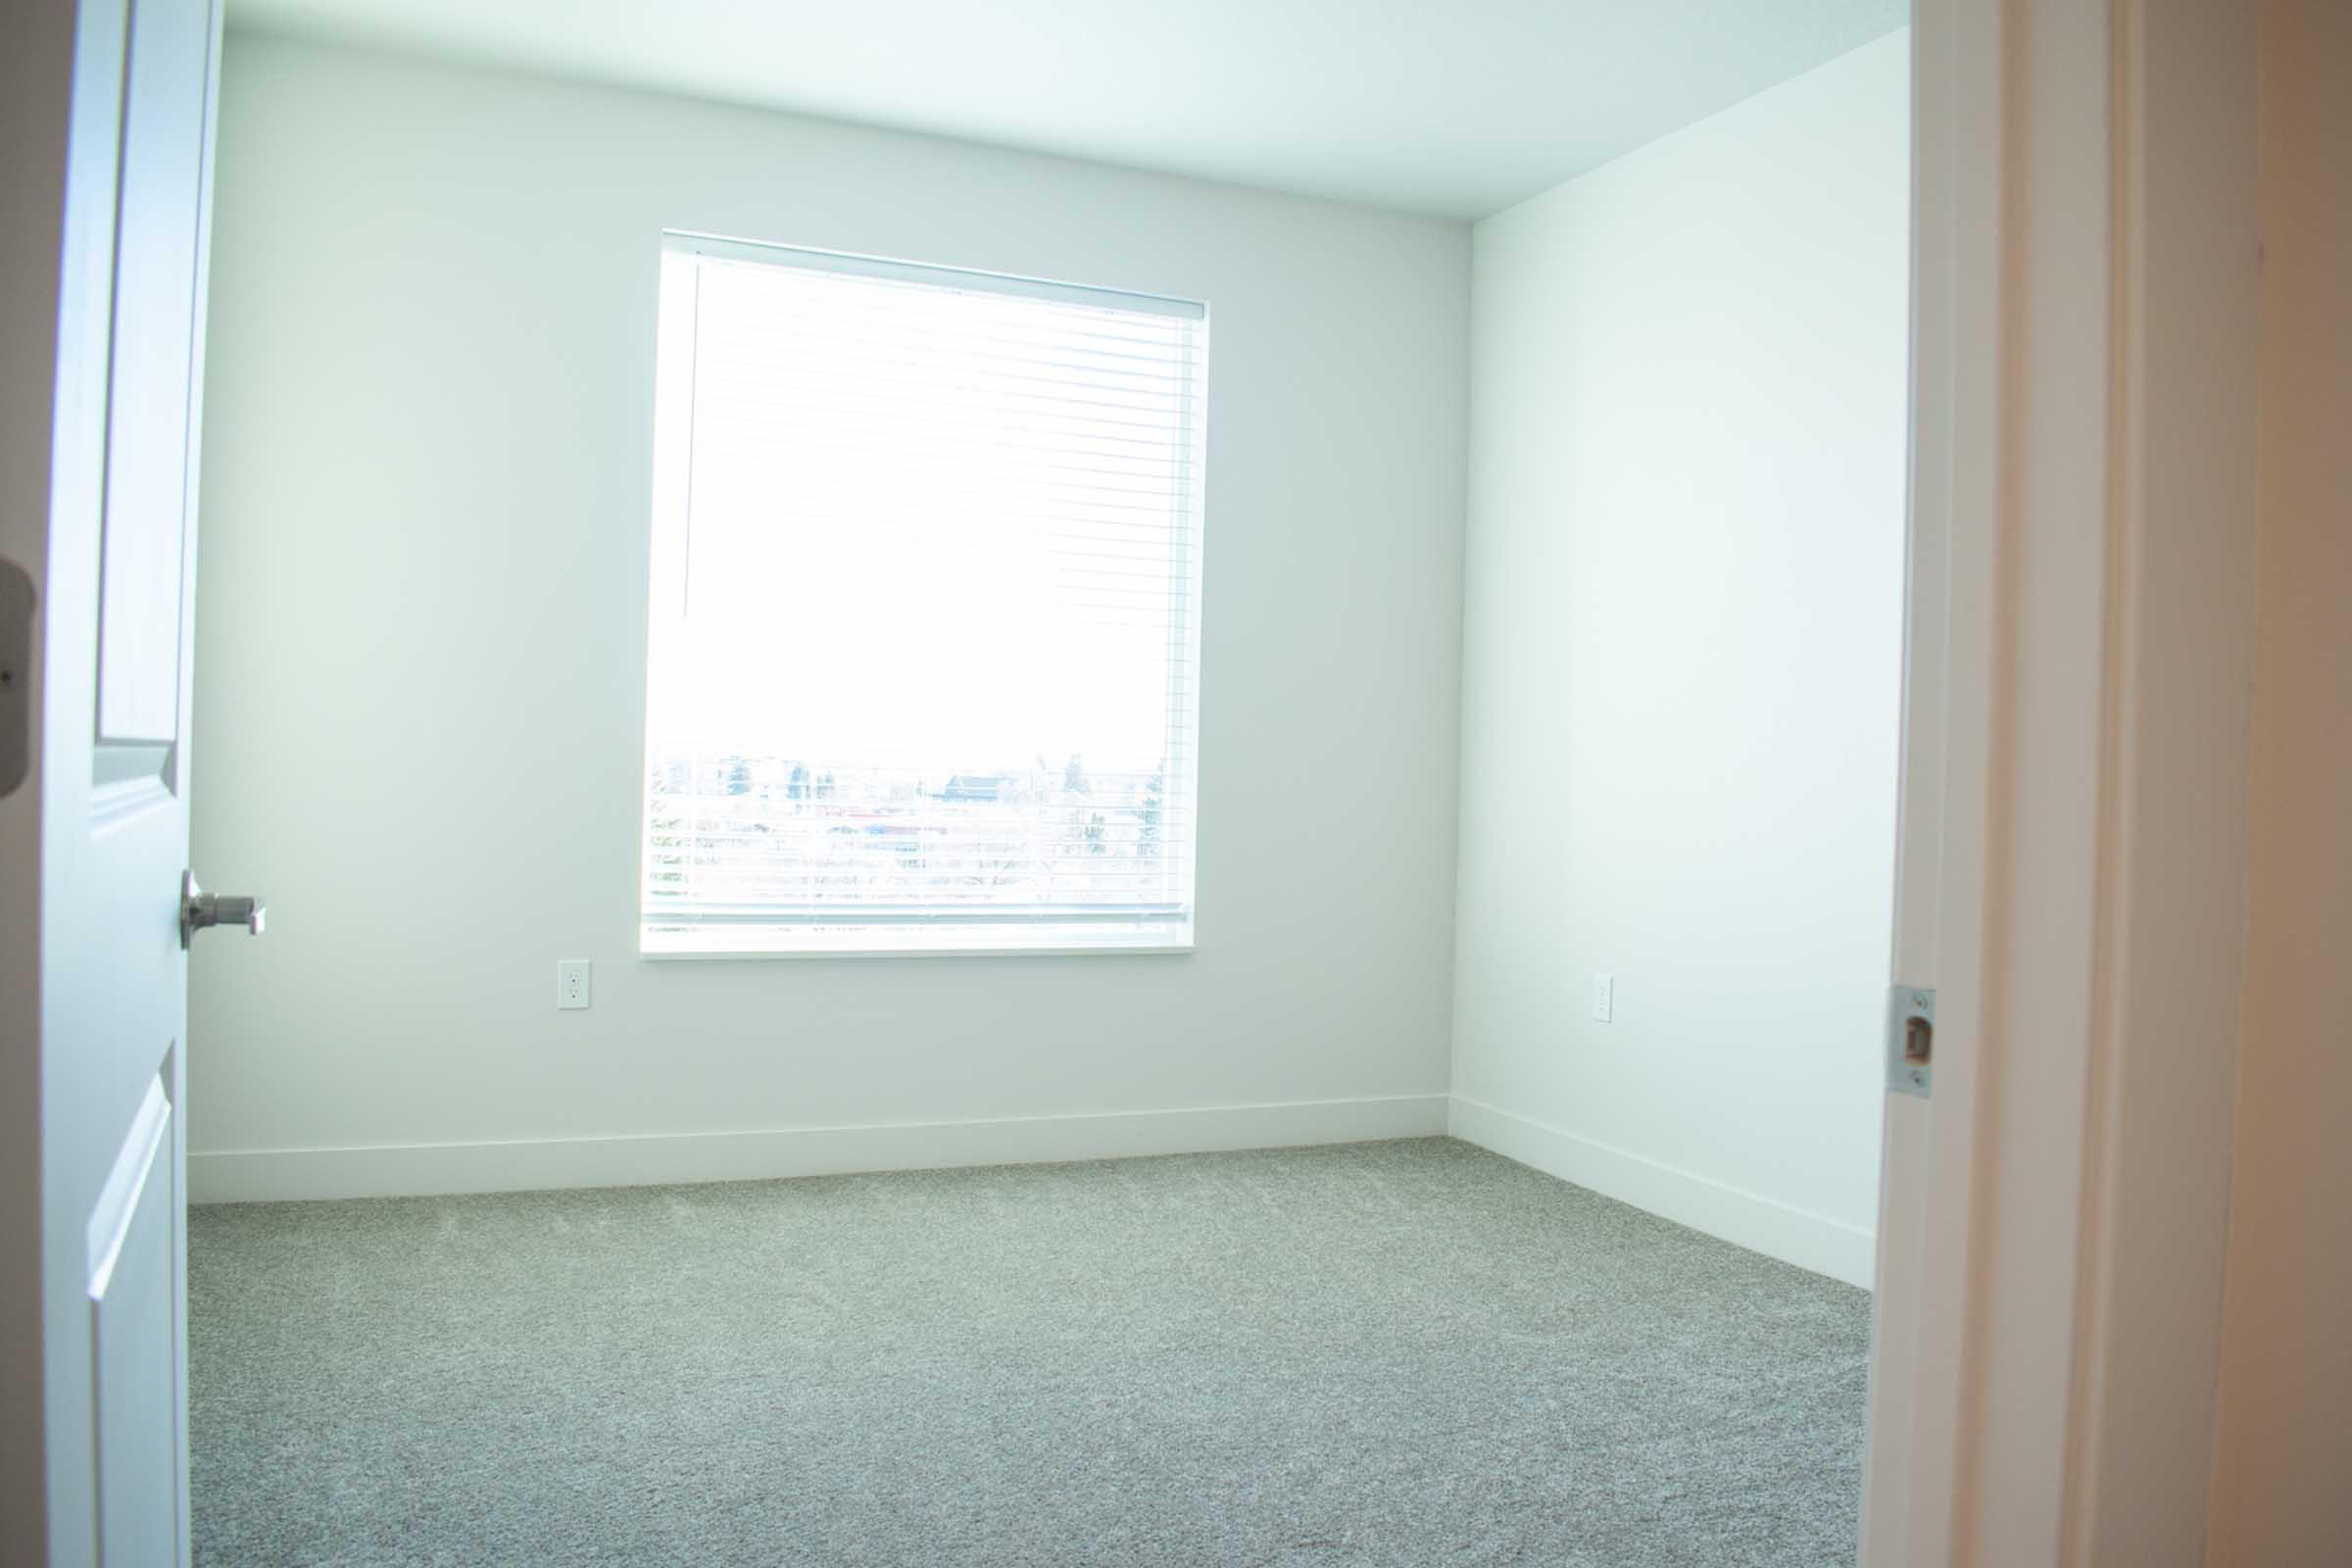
226, 0, 1907, 220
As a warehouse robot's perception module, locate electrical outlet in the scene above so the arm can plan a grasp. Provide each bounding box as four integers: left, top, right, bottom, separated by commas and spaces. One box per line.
1591, 971, 1614, 1023
556, 958, 592, 1010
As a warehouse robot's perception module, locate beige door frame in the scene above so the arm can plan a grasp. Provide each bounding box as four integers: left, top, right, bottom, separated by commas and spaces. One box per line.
1862, 1, 2260, 1563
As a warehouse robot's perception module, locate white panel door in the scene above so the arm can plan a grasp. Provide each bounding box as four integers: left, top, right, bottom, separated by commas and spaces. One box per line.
20, 0, 228, 1561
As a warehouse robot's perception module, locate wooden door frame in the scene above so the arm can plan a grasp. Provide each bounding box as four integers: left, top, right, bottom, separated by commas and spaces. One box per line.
1864, 1, 2260, 1562
1, 0, 86, 1557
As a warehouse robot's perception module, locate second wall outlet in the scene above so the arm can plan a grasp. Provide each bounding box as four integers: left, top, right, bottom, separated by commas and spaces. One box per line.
1591, 971, 1614, 1022
556, 958, 592, 1010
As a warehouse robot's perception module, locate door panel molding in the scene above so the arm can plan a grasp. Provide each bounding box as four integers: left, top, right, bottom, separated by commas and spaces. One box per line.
88, 1104, 180, 1567
84, 1075, 170, 1299
94, 0, 212, 746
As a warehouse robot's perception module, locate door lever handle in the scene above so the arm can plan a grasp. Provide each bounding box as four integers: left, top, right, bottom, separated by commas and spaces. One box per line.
181, 870, 266, 947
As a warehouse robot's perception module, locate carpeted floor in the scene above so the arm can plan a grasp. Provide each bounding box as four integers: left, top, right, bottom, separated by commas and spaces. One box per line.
189, 1137, 1870, 1566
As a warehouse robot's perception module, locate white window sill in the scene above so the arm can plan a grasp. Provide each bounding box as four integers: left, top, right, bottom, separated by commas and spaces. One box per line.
639, 923, 1195, 960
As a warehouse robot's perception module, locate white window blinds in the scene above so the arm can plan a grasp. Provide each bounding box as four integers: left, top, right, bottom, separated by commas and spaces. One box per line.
640, 235, 1208, 955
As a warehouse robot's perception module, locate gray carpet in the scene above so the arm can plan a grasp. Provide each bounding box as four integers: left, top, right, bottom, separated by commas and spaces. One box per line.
190, 1138, 1870, 1566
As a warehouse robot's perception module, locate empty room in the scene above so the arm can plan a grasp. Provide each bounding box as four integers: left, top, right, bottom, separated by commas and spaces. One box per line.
19, 0, 2342, 1562
18, 0, 1980, 1558
171, 5, 1912, 1560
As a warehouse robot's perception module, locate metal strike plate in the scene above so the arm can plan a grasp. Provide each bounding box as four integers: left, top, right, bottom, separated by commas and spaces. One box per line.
1889, 985, 1934, 1098
0, 559, 31, 799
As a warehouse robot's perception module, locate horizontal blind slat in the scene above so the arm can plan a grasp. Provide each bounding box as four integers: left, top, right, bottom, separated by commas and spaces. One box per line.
643, 240, 1204, 944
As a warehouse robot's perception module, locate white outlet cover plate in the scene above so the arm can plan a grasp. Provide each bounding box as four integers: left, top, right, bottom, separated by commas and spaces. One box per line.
1592, 971, 1613, 1022
556, 958, 592, 1009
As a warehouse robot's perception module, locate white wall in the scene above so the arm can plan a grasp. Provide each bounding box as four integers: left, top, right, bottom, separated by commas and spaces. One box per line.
186, 32, 1470, 1197
2209, 2, 2352, 1559
1448, 32, 1909, 1287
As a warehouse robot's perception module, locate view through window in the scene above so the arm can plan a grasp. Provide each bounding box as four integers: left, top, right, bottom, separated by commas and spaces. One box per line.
640, 236, 1208, 953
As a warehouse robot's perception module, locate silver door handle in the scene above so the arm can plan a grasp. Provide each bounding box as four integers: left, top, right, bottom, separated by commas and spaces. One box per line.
181, 870, 266, 947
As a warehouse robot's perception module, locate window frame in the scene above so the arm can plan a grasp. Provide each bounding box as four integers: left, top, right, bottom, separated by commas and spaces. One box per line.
637, 232, 1209, 959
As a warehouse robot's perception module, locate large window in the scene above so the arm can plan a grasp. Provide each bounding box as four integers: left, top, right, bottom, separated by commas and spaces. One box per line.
640, 236, 1208, 955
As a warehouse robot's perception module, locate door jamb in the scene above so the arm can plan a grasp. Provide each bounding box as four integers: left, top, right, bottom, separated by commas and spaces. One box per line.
0, 0, 83, 1554
1862, 2, 2259, 1562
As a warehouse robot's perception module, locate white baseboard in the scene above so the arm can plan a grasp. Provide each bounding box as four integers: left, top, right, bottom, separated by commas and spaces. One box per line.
189, 1093, 1452, 1204
1447, 1095, 1876, 1288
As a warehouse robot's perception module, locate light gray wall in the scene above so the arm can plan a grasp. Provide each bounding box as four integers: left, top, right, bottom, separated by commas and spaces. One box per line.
188, 32, 1469, 1176
1448, 32, 1908, 1281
